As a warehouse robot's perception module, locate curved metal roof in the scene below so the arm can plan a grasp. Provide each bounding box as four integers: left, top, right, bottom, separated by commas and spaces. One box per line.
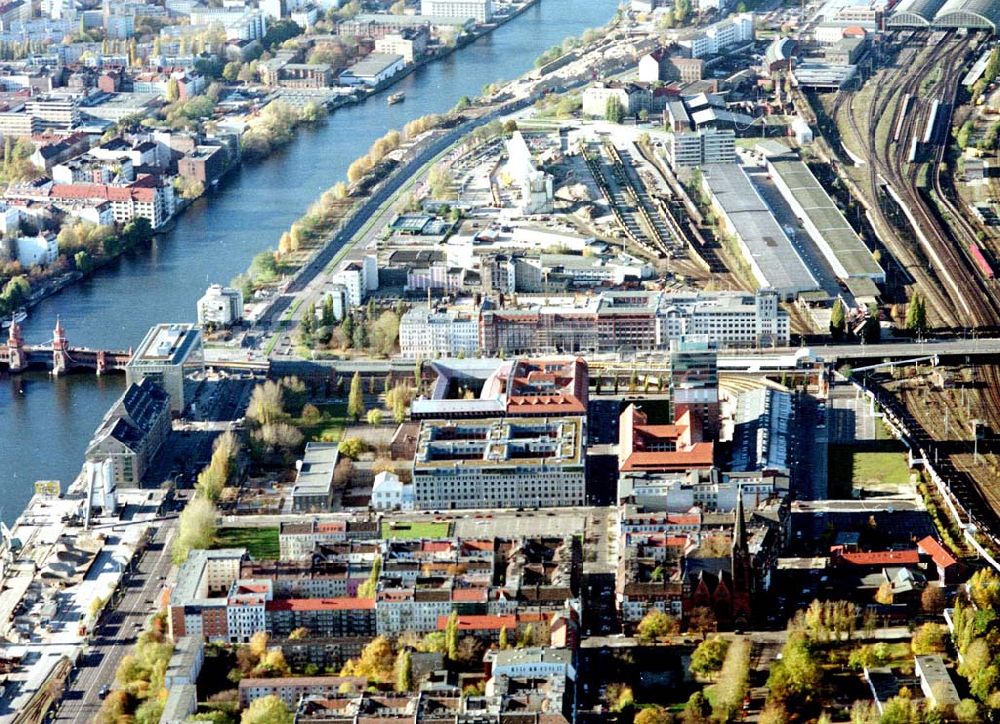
887, 0, 947, 24
934, 0, 1000, 29
765, 37, 796, 66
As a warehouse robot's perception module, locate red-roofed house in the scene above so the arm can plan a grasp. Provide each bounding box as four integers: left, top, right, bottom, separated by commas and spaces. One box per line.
917, 536, 963, 585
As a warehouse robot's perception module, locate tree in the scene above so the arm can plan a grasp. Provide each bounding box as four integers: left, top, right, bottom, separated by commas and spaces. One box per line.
636, 609, 679, 643
682, 691, 712, 724
445, 611, 459, 660
690, 635, 729, 677
605, 95, 625, 124
241, 695, 291, 724
713, 636, 750, 722
911, 622, 948, 655
428, 164, 456, 200
357, 556, 381, 598
395, 649, 413, 692
674, 0, 692, 24
957, 120, 975, 149
222, 61, 242, 82
341, 636, 394, 681
347, 371, 365, 421
767, 631, 821, 706
864, 304, 881, 343
830, 298, 845, 340
906, 289, 927, 335
605, 683, 634, 713
634, 706, 671, 724
498, 626, 509, 649
955, 699, 981, 722
370, 310, 400, 357
921, 586, 946, 615
875, 581, 894, 605
338, 437, 369, 458
172, 497, 217, 564
288, 627, 309, 641
518, 623, 535, 648
166, 76, 180, 102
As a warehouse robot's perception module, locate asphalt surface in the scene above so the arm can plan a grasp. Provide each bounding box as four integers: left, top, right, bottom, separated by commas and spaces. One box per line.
53, 521, 176, 724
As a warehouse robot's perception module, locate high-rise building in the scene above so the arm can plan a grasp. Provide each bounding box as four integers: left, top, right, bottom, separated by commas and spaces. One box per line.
670, 339, 720, 441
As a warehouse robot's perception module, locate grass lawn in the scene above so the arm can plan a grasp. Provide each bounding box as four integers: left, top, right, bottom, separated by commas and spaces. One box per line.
380, 520, 452, 540
851, 452, 912, 486
214, 527, 280, 559
295, 402, 349, 443
829, 445, 912, 497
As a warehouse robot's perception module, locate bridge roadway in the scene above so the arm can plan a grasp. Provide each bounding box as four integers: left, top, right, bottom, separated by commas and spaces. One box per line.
237, 336, 1000, 377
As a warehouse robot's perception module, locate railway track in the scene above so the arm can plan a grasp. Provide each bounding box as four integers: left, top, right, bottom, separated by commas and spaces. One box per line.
837, 32, 1000, 539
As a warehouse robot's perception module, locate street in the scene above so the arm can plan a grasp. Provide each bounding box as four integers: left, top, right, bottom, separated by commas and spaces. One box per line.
54, 521, 176, 724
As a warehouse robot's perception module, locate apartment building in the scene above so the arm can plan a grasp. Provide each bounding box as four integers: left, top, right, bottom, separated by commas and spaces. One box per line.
411, 417, 585, 510
419, 0, 492, 21
398, 307, 479, 358
266, 597, 376, 638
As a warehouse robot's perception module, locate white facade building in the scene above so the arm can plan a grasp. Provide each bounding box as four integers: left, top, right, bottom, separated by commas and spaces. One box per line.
420, 0, 492, 21
197, 284, 244, 327
399, 307, 479, 358
371, 471, 414, 511
656, 289, 786, 347
331, 254, 377, 307
15, 233, 58, 267
680, 13, 754, 59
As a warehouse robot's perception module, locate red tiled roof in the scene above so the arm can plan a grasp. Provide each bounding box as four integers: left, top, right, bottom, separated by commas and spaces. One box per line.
266, 597, 374, 612
619, 443, 715, 472
451, 587, 488, 602
917, 536, 959, 569
436, 614, 516, 631
836, 550, 920, 566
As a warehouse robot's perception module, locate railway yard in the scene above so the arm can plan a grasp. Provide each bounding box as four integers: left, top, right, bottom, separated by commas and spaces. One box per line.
803, 28, 1000, 546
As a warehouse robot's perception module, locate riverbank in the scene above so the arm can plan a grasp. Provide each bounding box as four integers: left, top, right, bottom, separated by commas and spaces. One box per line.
0, 0, 620, 524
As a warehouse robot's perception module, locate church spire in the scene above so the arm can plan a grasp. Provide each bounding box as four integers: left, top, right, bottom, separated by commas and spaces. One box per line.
733, 486, 748, 555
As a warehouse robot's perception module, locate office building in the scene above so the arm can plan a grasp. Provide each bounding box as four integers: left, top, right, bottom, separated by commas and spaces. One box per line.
670, 339, 720, 440
480, 289, 789, 355
666, 128, 736, 169
125, 323, 204, 413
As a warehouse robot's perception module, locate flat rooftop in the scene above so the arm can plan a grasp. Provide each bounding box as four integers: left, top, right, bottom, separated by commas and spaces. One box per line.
702, 164, 818, 294
128, 323, 201, 366
414, 418, 583, 469
768, 159, 884, 281
292, 443, 339, 499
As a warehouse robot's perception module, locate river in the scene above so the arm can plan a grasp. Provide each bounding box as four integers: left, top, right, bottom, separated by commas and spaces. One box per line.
0, 0, 617, 523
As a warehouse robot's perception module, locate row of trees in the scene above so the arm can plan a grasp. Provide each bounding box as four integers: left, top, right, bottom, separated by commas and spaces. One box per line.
347, 129, 404, 184
97, 613, 174, 724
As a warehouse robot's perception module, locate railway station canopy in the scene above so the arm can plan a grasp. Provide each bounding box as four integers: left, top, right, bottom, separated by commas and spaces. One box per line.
888, 0, 1000, 29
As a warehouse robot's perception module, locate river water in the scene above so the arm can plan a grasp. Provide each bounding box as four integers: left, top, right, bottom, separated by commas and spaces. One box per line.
0, 0, 617, 523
